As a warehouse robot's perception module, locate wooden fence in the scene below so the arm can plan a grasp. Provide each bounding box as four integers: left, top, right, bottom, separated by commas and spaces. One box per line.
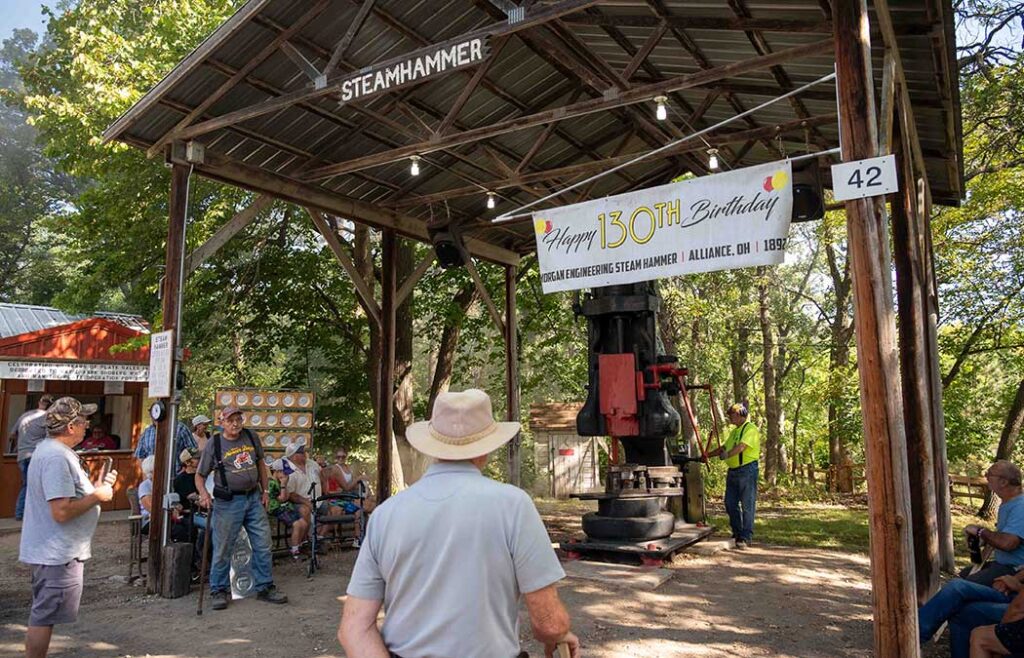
792, 465, 988, 505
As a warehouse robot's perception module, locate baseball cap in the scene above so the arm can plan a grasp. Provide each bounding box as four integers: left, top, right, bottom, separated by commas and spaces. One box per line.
179, 447, 199, 463
191, 414, 212, 427
45, 397, 98, 434
220, 406, 243, 421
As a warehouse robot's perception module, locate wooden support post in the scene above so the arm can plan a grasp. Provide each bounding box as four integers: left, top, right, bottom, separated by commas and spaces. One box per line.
505, 265, 521, 487
465, 257, 505, 334
396, 252, 435, 308
834, 1, 920, 654
377, 229, 397, 503
148, 163, 190, 593
307, 208, 382, 326
185, 195, 273, 275
922, 185, 955, 572
892, 113, 940, 603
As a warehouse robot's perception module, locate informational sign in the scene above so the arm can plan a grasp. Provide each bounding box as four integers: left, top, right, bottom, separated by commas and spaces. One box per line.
103, 380, 125, 395
0, 360, 149, 382
148, 330, 174, 398
327, 36, 490, 105
831, 154, 899, 201
533, 160, 794, 293
215, 389, 315, 456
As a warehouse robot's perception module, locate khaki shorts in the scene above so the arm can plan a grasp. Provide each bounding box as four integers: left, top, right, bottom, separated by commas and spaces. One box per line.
29, 560, 84, 627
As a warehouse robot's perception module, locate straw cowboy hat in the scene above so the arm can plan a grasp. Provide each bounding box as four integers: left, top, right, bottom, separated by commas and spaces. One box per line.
406, 389, 520, 460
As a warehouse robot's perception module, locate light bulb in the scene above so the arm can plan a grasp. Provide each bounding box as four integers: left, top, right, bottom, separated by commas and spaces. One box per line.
410, 155, 420, 176
708, 148, 719, 171
486, 192, 496, 209
654, 96, 668, 121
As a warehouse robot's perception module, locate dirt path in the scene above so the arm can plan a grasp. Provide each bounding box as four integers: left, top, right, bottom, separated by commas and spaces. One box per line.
0, 502, 880, 657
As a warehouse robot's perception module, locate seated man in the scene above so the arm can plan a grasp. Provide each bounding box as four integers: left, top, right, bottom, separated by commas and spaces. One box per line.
137, 456, 155, 535
268, 459, 308, 560
918, 461, 1024, 657
962, 461, 1024, 586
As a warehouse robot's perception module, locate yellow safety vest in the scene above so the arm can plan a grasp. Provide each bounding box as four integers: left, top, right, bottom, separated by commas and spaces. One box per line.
722, 421, 760, 470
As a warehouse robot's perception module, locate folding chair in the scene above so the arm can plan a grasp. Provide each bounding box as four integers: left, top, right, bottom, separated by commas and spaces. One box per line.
307, 482, 367, 577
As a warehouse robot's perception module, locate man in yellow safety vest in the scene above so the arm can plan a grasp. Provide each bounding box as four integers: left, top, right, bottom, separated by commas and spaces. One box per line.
707, 402, 761, 549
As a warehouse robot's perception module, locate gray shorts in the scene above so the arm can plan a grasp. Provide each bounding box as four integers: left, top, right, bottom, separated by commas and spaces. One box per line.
29, 560, 84, 627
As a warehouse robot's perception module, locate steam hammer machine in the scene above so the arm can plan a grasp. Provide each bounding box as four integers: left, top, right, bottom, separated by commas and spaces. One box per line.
565, 282, 714, 561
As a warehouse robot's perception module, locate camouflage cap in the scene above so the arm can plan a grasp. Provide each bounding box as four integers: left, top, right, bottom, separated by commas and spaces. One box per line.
46, 397, 98, 434
727, 402, 749, 417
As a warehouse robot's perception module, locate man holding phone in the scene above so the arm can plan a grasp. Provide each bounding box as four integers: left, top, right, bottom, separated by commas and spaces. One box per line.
19, 397, 118, 658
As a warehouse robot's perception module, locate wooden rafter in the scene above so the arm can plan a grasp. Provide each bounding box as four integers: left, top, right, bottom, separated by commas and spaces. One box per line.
145, 0, 330, 157
465, 257, 505, 334
324, 0, 377, 77
621, 23, 667, 80
390, 114, 836, 208
169, 0, 601, 143
300, 39, 832, 180
437, 37, 509, 136
280, 41, 321, 83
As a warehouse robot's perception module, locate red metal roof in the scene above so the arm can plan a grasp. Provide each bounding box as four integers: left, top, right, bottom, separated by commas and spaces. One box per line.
0, 317, 150, 363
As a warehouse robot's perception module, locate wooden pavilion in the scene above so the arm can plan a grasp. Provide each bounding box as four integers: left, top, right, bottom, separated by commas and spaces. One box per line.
103, 1, 962, 654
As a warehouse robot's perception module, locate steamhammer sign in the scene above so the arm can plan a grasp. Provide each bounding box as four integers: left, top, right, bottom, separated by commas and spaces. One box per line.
320, 37, 491, 105
533, 160, 795, 293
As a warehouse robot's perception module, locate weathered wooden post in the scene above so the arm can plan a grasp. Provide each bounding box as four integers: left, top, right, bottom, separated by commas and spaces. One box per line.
834, 0, 920, 653
377, 228, 396, 502
505, 265, 521, 486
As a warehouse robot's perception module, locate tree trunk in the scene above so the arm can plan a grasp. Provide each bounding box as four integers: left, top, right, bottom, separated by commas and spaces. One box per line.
758, 267, 782, 485
731, 283, 753, 405
392, 239, 429, 485
427, 283, 479, 415
826, 243, 855, 491
979, 379, 1024, 517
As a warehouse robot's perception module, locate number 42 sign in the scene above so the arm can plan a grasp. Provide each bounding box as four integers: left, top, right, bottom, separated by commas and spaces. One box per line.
831, 154, 899, 202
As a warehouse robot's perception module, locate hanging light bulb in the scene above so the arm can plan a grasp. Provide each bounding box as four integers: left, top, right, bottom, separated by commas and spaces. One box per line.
486, 191, 496, 209
707, 148, 719, 171
410, 155, 421, 176
654, 95, 668, 121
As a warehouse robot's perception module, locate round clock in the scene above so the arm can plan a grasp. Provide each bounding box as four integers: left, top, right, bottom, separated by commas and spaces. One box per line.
149, 401, 167, 422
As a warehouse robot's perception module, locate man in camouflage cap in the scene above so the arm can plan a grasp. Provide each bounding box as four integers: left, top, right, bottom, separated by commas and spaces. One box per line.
20, 397, 118, 658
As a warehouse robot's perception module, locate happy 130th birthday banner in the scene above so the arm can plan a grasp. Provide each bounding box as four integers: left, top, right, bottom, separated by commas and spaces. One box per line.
533, 160, 794, 293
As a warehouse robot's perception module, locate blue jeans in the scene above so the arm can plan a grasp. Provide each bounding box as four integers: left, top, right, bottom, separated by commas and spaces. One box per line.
950, 602, 1008, 658
16, 459, 30, 520
919, 578, 1011, 643
724, 461, 758, 541
209, 491, 274, 594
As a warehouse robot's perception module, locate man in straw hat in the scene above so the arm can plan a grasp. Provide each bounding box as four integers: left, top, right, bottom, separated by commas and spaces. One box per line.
19, 397, 117, 658
339, 389, 579, 658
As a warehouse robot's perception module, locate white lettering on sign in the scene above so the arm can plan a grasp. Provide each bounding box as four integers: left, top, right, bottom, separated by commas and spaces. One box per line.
534, 160, 795, 293
0, 360, 149, 382
338, 38, 488, 105
831, 154, 899, 201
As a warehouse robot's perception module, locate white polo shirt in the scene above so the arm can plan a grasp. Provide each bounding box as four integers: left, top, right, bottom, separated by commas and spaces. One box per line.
347, 461, 565, 658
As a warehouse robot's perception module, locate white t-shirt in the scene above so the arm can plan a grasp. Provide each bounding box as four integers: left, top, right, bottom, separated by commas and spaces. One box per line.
284, 459, 321, 500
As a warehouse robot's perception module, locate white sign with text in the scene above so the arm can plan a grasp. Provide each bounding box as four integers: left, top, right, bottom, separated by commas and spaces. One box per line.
0, 360, 149, 382
831, 154, 899, 201
533, 160, 795, 293
148, 330, 174, 398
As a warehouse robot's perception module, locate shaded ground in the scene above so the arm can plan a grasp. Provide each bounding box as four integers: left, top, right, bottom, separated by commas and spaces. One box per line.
0, 499, 891, 657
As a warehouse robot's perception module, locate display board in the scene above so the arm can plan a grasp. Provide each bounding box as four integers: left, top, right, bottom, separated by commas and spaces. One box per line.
215, 389, 315, 456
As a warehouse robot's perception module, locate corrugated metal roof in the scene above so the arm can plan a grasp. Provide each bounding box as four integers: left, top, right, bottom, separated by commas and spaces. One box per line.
0, 303, 149, 339
104, 0, 963, 259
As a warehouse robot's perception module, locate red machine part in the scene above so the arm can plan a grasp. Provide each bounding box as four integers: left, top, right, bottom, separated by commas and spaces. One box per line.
598, 353, 640, 437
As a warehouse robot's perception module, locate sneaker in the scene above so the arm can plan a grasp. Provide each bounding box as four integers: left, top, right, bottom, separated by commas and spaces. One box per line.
351, 537, 361, 549
256, 585, 288, 605
734, 540, 748, 550
210, 590, 230, 610
290, 550, 303, 562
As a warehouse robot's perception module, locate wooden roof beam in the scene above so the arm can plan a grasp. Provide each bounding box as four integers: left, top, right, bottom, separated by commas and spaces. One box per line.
561, 13, 942, 36
324, 0, 377, 77
390, 114, 836, 208
300, 39, 834, 180
176, 148, 520, 266
171, 0, 602, 142
145, 0, 330, 157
